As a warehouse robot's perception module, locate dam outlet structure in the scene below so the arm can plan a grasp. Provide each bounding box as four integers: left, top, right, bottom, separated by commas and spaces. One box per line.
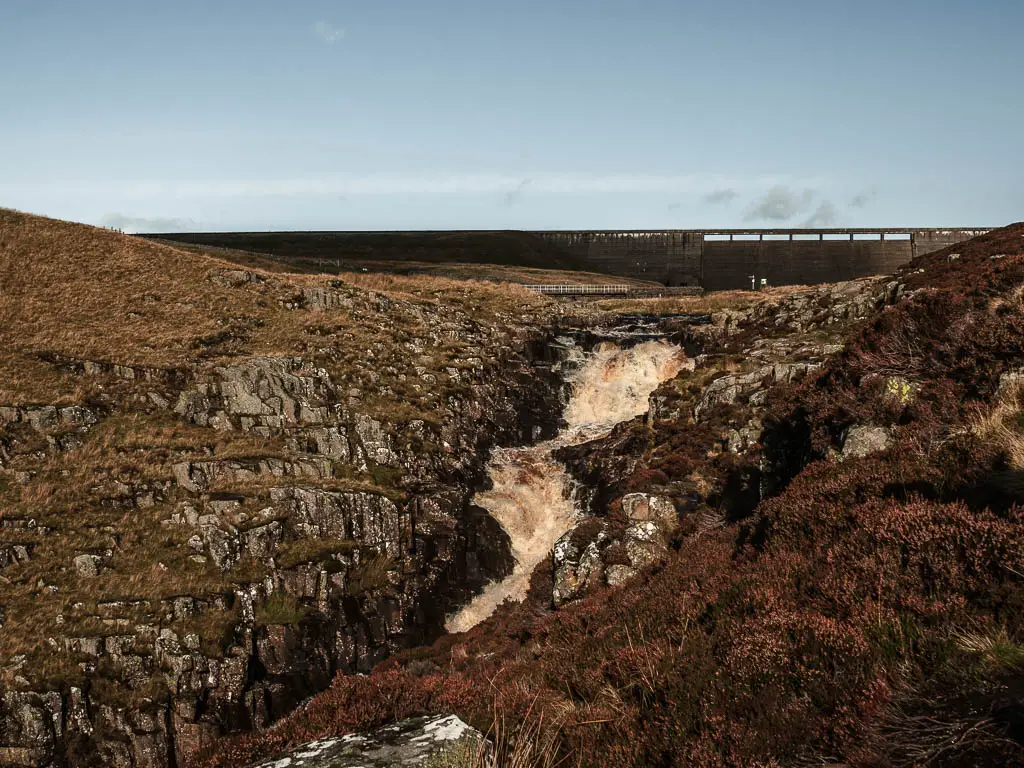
533, 227, 993, 288
447, 338, 688, 633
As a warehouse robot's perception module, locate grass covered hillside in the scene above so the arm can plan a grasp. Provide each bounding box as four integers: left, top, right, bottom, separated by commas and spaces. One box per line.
0, 210, 577, 767
0, 209, 549, 406
202, 225, 1024, 768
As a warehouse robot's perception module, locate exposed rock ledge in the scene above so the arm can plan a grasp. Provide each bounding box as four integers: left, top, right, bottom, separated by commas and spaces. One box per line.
0, 327, 567, 766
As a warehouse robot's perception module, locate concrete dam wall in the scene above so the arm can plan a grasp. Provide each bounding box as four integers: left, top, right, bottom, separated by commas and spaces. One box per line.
534, 228, 992, 289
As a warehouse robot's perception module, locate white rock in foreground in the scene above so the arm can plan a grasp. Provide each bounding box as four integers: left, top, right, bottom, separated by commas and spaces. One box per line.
840, 425, 893, 460
252, 714, 487, 768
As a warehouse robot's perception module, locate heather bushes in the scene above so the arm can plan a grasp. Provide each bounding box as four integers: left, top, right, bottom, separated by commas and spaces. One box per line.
203, 483, 1024, 766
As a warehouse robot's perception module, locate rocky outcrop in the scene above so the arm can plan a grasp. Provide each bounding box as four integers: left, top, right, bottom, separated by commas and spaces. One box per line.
658, 277, 901, 357
0, 405, 100, 462
172, 357, 342, 435
552, 493, 678, 605
692, 361, 821, 420
697, 277, 901, 342
553, 277, 905, 607
0, 304, 568, 766
0, 406, 98, 431
840, 425, 893, 460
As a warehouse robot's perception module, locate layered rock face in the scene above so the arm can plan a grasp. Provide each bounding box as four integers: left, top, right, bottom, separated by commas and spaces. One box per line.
0, 280, 566, 767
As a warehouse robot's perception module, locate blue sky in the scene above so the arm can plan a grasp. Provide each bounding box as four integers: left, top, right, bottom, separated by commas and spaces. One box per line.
1, 0, 1021, 231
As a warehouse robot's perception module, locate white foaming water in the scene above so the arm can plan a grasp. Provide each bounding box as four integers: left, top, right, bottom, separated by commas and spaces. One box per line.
563, 340, 690, 430
446, 340, 686, 633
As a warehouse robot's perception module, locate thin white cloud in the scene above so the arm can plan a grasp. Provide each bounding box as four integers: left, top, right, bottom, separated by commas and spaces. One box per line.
313, 21, 345, 44
849, 186, 879, 209
11, 173, 802, 201
503, 178, 532, 206
703, 188, 739, 205
100, 213, 198, 233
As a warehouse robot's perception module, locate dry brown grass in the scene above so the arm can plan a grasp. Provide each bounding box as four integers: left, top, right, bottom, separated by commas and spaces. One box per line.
0, 209, 552, 405
0, 355, 97, 404
595, 284, 810, 315
428, 706, 564, 768
351, 262, 657, 287
988, 283, 1024, 316
1, 208, 235, 366
953, 626, 1024, 671
972, 381, 1024, 469
331, 270, 542, 304
146, 238, 299, 274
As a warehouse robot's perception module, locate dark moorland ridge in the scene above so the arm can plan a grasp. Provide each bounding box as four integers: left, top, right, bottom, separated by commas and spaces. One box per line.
201, 223, 1024, 768
151, 227, 991, 289
150, 230, 590, 271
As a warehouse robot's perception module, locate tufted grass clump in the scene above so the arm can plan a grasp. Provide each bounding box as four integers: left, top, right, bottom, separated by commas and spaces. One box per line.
954, 627, 1024, 672
255, 593, 308, 626
972, 381, 1024, 468
425, 735, 489, 768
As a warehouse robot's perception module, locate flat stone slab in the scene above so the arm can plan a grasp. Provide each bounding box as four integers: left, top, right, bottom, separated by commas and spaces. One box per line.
252, 714, 487, 768
840, 425, 893, 460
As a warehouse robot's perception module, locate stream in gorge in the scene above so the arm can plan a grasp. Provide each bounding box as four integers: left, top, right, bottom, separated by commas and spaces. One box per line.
446, 338, 688, 632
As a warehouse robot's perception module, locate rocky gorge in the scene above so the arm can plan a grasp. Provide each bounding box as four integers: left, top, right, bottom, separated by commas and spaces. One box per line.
0, 210, 876, 767
5, 212, 1024, 768
200, 273, 925, 768
203, 223, 1024, 768
0, 210, 592, 767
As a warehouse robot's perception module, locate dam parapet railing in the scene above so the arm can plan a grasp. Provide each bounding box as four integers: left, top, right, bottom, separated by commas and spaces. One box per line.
534, 227, 993, 290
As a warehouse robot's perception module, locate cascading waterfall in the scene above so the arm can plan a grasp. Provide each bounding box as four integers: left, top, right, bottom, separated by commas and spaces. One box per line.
446, 339, 687, 633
